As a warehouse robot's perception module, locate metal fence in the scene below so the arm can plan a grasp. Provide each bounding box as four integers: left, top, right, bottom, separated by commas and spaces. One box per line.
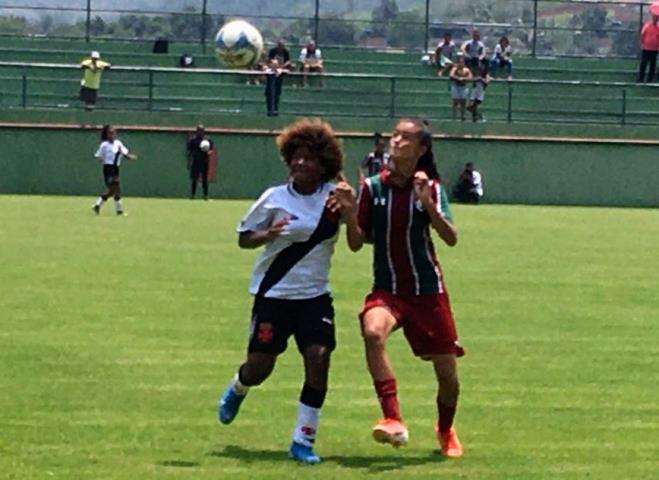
0, 0, 651, 57
2, 62, 659, 126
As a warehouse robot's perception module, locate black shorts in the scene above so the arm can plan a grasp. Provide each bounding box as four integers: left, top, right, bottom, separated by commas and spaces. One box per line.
190, 160, 208, 181
80, 86, 98, 104
247, 294, 336, 356
103, 165, 120, 186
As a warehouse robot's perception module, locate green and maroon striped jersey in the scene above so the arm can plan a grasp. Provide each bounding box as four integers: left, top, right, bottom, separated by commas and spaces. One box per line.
357, 170, 453, 295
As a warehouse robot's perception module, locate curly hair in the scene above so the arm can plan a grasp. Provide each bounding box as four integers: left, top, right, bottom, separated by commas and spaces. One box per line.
276, 118, 343, 183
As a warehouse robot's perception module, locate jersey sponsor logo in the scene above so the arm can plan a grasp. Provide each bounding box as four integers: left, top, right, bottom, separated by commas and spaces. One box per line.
257, 322, 274, 344
374, 196, 387, 206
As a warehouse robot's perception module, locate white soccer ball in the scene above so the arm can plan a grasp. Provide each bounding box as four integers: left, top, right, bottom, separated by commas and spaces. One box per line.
215, 20, 264, 68
200, 139, 211, 152
421, 54, 431, 65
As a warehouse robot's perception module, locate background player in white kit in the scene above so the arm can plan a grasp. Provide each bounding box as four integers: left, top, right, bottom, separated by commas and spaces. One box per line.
91, 125, 137, 215
217, 118, 344, 465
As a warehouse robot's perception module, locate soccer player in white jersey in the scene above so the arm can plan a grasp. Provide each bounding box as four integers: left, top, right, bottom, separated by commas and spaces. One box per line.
217, 118, 344, 465
91, 125, 137, 215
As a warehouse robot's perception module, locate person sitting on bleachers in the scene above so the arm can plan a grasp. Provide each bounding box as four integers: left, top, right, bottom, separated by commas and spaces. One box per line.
490, 36, 513, 80
452, 162, 483, 204
461, 29, 486, 72
434, 32, 457, 77
299, 40, 324, 87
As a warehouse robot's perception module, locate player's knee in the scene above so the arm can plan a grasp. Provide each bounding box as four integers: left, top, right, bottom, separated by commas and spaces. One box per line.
304, 346, 331, 370
361, 322, 387, 347
242, 358, 275, 385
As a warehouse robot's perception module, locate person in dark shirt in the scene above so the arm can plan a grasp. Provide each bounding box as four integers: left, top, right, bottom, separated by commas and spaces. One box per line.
360, 132, 389, 177
187, 124, 214, 200
264, 59, 290, 116
267, 39, 292, 70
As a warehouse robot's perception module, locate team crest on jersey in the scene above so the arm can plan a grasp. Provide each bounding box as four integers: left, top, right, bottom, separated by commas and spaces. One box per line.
257, 322, 274, 344
414, 199, 426, 212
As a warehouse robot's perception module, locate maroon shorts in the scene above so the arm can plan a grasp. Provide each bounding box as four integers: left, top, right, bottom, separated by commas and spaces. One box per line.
360, 289, 465, 358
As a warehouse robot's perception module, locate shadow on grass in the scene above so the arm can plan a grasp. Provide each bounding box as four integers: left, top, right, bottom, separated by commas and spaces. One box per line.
209, 445, 445, 472
159, 460, 200, 468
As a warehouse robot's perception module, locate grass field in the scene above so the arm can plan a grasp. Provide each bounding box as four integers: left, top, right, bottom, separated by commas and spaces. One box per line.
1, 195, 658, 480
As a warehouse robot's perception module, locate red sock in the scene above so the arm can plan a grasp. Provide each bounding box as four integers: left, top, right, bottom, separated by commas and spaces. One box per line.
437, 400, 457, 433
374, 378, 402, 421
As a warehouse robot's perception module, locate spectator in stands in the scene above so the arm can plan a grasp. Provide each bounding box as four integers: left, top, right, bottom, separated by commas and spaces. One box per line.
452, 162, 483, 204
299, 40, 324, 87
638, 7, 659, 83
461, 29, 486, 72
467, 65, 491, 122
449, 54, 473, 121
187, 124, 214, 200
79, 51, 111, 111
490, 36, 513, 80
179, 53, 194, 68
434, 32, 457, 77
360, 132, 389, 178
268, 39, 292, 70
265, 58, 290, 116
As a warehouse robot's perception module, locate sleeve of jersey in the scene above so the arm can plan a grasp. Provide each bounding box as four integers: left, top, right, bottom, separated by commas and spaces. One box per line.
94, 143, 104, 158
237, 188, 275, 233
357, 180, 373, 236
118, 141, 129, 156
433, 182, 454, 224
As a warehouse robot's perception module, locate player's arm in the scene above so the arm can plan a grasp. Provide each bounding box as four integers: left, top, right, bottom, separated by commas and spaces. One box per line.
238, 218, 289, 249
414, 172, 457, 247
330, 173, 367, 252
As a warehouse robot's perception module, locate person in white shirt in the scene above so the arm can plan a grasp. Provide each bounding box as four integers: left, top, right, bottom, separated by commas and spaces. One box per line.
217, 118, 345, 465
434, 31, 457, 76
452, 162, 483, 204
299, 40, 324, 87
490, 35, 513, 79
91, 125, 137, 215
461, 29, 486, 71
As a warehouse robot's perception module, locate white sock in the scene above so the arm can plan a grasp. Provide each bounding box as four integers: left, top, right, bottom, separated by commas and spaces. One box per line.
292, 402, 320, 447
94, 197, 104, 207
115, 200, 123, 212
231, 373, 249, 396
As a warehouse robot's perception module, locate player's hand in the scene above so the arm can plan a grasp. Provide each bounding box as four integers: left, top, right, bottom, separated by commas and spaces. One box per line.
265, 217, 290, 240
329, 172, 356, 215
413, 171, 432, 204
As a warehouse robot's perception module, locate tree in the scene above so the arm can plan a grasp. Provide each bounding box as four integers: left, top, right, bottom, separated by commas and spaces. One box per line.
371, 0, 399, 36
388, 10, 424, 49
318, 16, 357, 46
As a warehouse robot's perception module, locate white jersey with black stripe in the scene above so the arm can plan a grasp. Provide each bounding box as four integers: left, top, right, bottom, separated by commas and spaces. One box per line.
95, 140, 128, 166
237, 182, 338, 300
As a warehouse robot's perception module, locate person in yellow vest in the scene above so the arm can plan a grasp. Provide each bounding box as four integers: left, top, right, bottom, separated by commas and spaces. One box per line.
80, 51, 111, 110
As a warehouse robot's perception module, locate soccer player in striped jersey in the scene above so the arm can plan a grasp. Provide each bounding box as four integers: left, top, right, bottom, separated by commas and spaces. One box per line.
331, 118, 465, 458
217, 119, 344, 465
91, 125, 137, 216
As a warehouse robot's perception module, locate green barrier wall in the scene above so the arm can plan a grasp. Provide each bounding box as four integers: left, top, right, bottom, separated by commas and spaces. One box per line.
0, 127, 657, 207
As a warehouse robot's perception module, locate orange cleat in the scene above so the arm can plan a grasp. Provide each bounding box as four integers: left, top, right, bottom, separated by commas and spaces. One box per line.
372, 418, 409, 448
435, 425, 463, 458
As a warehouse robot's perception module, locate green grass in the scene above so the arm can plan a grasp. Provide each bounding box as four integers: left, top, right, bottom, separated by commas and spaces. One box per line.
1, 195, 658, 479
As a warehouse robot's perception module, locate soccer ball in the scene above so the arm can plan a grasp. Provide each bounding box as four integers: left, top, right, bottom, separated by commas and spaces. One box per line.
215, 20, 264, 68
200, 139, 211, 152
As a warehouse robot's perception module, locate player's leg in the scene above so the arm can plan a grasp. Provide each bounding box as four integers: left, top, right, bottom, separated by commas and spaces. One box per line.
190, 165, 198, 199
218, 296, 290, 425
402, 292, 464, 457
218, 352, 276, 425
113, 181, 124, 215
361, 292, 408, 447
93, 167, 112, 213
288, 294, 335, 464
201, 164, 209, 200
